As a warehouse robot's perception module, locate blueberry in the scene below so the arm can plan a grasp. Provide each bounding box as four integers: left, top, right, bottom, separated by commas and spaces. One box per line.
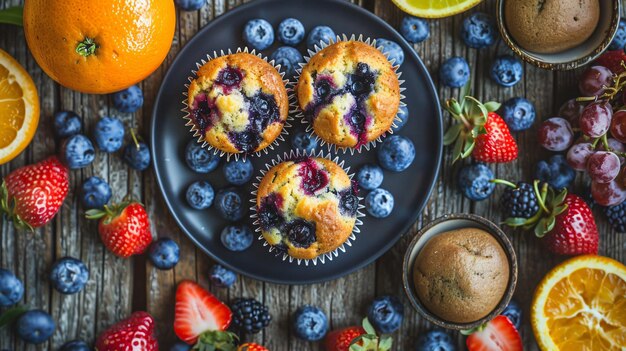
16, 310, 55, 344
501, 300, 522, 330
123, 142, 151, 170
185, 140, 221, 173
277, 18, 305, 46
491, 55, 523, 87
457, 163, 495, 201
500, 97, 536, 132
270, 46, 303, 77
415, 330, 456, 351
292, 305, 328, 341
400, 16, 430, 43
377, 38, 404, 66
461, 12, 496, 49
93, 117, 124, 153
291, 132, 318, 153
209, 264, 237, 288
53, 111, 82, 138
287, 219, 316, 248
214, 188, 245, 221
366, 188, 394, 218
0, 268, 23, 307
148, 238, 180, 270
378, 135, 415, 172
186, 181, 214, 210
60, 340, 91, 351
609, 18, 626, 50
112, 85, 144, 113
222, 159, 253, 186
535, 155, 575, 190
243, 19, 274, 51
307, 26, 335, 48
61, 134, 95, 169
170, 341, 192, 351
80, 176, 112, 209
221, 224, 254, 251
50, 257, 89, 294
175, 0, 205, 11
440, 56, 470, 88
357, 164, 384, 191
368, 295, 403, 333
392, 105, 409, 132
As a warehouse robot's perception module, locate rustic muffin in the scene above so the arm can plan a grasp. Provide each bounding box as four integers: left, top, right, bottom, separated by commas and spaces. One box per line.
413, 228, 510, 324
256, 156, 359, 260
296, 40, 400, 149
186, 52, 289, 155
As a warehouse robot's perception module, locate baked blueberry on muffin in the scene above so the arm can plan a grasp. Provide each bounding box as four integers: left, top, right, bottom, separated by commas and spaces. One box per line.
296, 40, 401, 149
186, 52, 289, 155
256, 156, 359, 260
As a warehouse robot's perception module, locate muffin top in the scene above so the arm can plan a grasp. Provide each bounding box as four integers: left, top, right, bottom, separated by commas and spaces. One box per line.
297, 41, 400, 149
256, 156, 359, 260
413, 228, 510, 324
186, 52, 289, 154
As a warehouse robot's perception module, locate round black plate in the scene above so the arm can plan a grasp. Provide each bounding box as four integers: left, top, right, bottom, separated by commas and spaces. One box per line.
151, 0, 442, 284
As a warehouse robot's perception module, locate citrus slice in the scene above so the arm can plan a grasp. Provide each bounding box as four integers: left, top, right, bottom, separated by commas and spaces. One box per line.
391, 0, 482, 18
0, 48, 39, 165
531, 255, 626, 351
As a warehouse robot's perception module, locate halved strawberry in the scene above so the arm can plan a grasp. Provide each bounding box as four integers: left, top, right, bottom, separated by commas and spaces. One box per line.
237, 343, 269, 351
594, 50, 626, 74
465, 315, 522, 351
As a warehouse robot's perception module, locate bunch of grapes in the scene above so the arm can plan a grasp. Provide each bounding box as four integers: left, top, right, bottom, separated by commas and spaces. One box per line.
538, 65, 626, 207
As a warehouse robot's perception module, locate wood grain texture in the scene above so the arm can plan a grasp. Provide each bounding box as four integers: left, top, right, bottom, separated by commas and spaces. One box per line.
0, 0, 625, 350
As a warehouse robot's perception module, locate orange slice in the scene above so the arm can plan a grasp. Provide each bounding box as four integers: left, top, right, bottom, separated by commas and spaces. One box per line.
531, 255, 626, 351
391, 0, 482, 18
0, 48, 39, 164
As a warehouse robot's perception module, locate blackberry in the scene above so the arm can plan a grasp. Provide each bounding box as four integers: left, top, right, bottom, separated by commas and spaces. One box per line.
500, 182, 539, 218
604, 202, 626, 233
230, 298, 271, 334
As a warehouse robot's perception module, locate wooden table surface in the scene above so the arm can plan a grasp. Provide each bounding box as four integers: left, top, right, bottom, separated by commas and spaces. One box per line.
1, 0, 625, 350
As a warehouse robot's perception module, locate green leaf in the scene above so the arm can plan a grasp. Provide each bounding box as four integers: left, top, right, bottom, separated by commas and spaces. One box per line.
193, 331, 238, 351
504, 217, 529, 227
483, 101, 501, 112
534, 217, 552, 238
461, 137, 475, 159
553, 204, 568, 216
0, 306, 26, 329
362, 317, 377, 335
0, 6, 23, 26
443, 123, 463, 146
464, 96, 488, 122
552, 188, 568, 208
379, 336, 393, 351
545, 216, 556, 233
445, 98, 462, 117
451, 134, 464, 163
460, 78, 472, 100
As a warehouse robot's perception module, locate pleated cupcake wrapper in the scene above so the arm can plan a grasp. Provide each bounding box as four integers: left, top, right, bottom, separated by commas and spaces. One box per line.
249, 149, 365, 266
290, 34, 407, 155
181, 47, 297, 161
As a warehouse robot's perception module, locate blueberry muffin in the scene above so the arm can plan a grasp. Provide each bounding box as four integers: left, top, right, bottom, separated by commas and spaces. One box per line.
256, 156, 359, 260
296, 40, 400, 149
186, 53, 289, 155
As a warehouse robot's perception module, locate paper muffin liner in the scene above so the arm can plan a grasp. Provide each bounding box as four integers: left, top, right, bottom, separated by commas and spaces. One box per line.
290, 34, 407, 155
182, 47, 296, 161
250, 149, 365, 266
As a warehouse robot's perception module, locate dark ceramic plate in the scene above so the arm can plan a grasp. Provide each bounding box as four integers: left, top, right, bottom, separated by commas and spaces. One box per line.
150, 0, 442, 284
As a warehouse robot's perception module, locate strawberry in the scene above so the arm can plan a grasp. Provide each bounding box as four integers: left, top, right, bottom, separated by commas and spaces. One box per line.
174, 280, 235, 347
465, 315, 522, 351
95, 311, 158, 351
237, 343, 269, 351
325, 318, 392, 351
1, 156, 69, 229
86, 201, 152, 258
444, 96, 518, 163
594, 50, 626, 74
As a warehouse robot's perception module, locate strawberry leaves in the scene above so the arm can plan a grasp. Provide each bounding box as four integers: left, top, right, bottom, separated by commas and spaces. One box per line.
192, 331, 239, 351
348, 318, 393, 351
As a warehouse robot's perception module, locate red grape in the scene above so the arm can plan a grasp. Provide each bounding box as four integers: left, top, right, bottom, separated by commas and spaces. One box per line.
610, 110, 626, 143
580, 102, 612, 138
558, 98, 585, 127
578, 65, 613, 97
599, 138, 626, 164
591, 179, 626, 206
567, 142, 595, 170
587, 151, 621, 183
538, 117, 574, 151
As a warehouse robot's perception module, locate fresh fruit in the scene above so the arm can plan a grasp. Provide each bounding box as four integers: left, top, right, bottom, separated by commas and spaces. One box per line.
601, 138, 626, 163
277, 18, 305, 46
531, 255, 626, 350
174, 280, 234, 345
499, 97, 535, 132
610, 110, 626, 143
367, 295, 404, 333
377, 135, 416, 172
221, 224, 254, 252
0, 268, 23, 306
604, 201, 626, 232
377, 38, 405, 66
175, 0, 206, 11
501, 300, 522, 330
326, 326, 366, 351
566, 142, 595, 171
325, 318, 392, 351
186, 181, 215, 210
1, 156, 69, 229
537, 117, 574, 151
95, 311, 158, 351
170, 341, 192, 351
148, 237, 180, 270
23, 0, 176, 94
0, 48, 39, 165
392, 105, 410, 132
578, 65, 614, 96
470, 113, 518, 162
123, 139, 151, 171
415, 330, 456, 351
223, 159, 254, 186
594, 50, 626, 74
440, 56, 470, 88
292, 305, 328, 341
465, 315, 522, 351
60, 134, 96, 169
590, 179, 626, 207
498, 181, 539, 219
307, 26, 336, 48
558, 98, 584, 127
291, 131, 318, 153
94, 117, 125, 153
587, 151, 621, 183
16, 310, 55, 344
113, 85, 144, 113
461, 12, 496, 49
49, 257, 89, 294
357, 164, 384, 191
243, 19, 274, 51
365, 188, 394, 218
237, 343, 269, 351
230, 298, 271, 334
185, 139, 221, 173
400, 16, 430, 43
579, 102, 612, 138
80, 176, 112, 209
457, 163, 495, 201
270, 46, 304, 77
53, 111, 82, 138
491, 55, 523, 87
59, 340, 90, 351
609, 19, 626, 50
214, 188, 245, 221
390, 0, 481, 19
209, 264, 237, 288
543, 193, 599, 255
535, 155, 575, 190
86, 201, 152, 258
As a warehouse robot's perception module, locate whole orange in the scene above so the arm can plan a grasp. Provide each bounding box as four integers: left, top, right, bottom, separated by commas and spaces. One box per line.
23, 0, 176, 94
